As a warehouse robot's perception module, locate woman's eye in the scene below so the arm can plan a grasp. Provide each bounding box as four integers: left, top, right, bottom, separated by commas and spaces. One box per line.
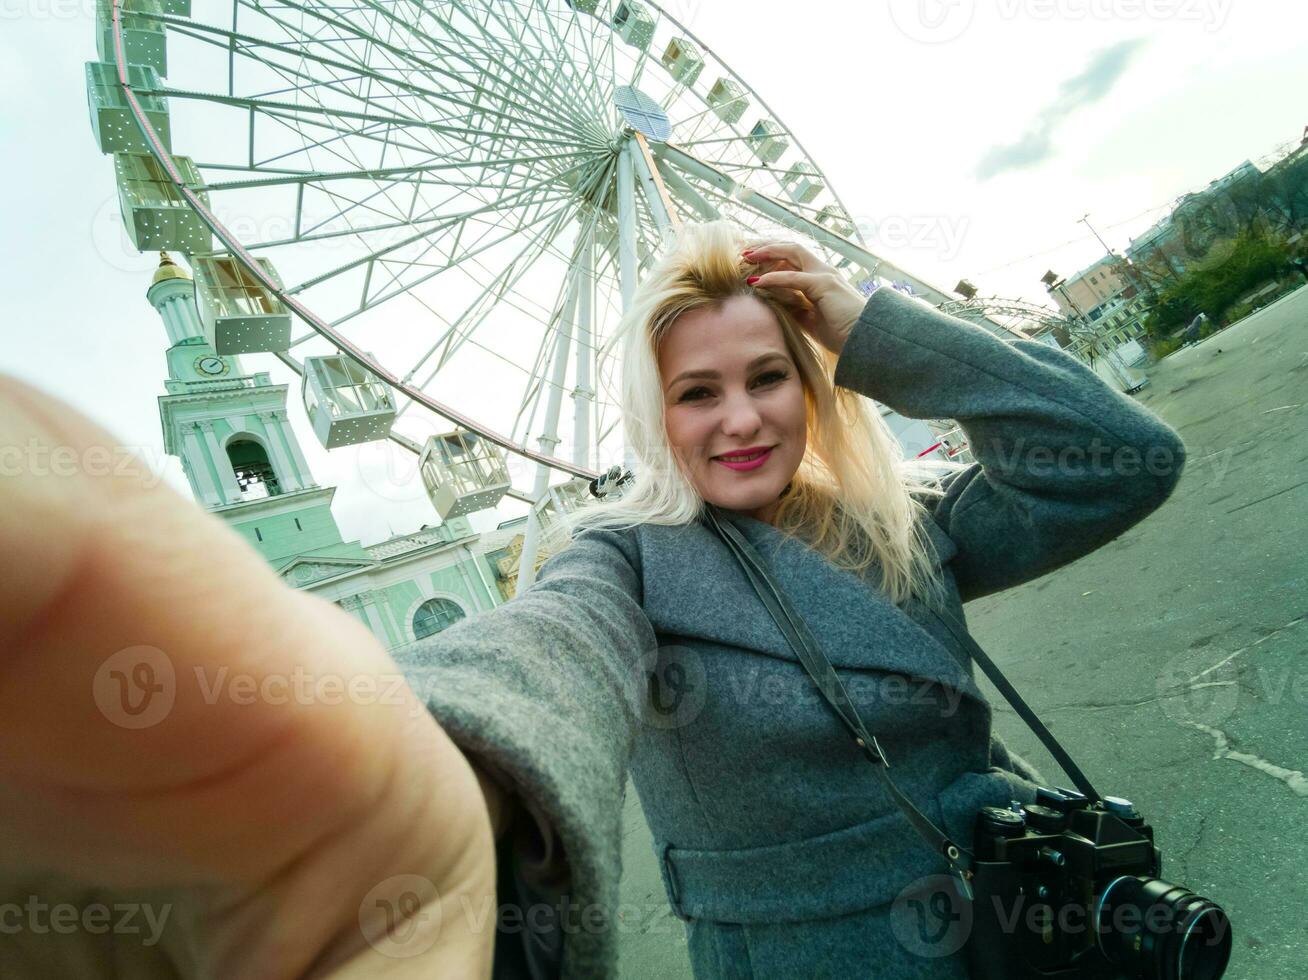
676, 371, 787, 403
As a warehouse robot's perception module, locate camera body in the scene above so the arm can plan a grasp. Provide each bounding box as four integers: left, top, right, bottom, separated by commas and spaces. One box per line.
966, 786, 1231, 980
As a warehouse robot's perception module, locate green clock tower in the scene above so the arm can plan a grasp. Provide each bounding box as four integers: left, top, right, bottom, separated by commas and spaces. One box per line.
148, 252, 372, 567
144, 252, 510, 651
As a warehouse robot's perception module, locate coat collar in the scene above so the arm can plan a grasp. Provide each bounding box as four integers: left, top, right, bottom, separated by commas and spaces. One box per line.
635, 511, 983, 704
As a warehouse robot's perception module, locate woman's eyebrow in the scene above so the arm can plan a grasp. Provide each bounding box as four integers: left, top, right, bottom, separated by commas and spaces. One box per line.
666, 351, 789, 389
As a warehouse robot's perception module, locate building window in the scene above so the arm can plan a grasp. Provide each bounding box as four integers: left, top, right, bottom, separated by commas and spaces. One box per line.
413, 597, 466, 640
227, 439, 281, 499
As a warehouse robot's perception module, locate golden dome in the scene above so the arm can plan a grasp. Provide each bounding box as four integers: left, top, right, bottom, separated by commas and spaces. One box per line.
151, 250, 192, 286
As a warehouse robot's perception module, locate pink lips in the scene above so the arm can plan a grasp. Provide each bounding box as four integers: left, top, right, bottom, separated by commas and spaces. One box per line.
713, 447, 773, 471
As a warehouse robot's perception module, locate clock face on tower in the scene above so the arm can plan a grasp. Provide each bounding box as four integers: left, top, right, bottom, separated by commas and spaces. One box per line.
195, 355, 229, 377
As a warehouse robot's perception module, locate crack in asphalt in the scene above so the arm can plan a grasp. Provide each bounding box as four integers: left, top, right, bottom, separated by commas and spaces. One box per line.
1171, 811, 1210, 878
1182, 720, 1308, 798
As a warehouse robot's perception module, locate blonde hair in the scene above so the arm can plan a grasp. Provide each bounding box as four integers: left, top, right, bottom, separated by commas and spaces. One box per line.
559, 219, 966, 613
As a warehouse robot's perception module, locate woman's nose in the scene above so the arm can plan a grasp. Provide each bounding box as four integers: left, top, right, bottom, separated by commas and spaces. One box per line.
719, 390, 763, 438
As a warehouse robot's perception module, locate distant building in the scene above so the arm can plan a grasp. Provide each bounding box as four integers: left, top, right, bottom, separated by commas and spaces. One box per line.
1044, 255, 1151, 360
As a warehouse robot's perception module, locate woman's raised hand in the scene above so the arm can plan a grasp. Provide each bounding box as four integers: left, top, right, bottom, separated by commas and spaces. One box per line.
742, 240, 869, 357
0, 375, 498, 979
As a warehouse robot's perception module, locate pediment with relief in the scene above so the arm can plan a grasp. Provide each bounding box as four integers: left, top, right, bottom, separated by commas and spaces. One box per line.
278, 557, 375, 587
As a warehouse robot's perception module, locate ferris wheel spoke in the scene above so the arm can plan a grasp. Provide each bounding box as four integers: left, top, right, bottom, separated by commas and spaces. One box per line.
475, 0, 610, 129
251, 149, 596, 258
325, 201, 577, 339
302, 183, 584, 326
530, 0, 610, 121
358, 0, 600, 137
444, 170, 612, 371
452, 0, 599, 120
357, 180, 579, 325
508, 202, 608, 440
440, 0, 602, 136
390, 217, 620, 426
180, 7, 589, 149
200, 148, 595, 194
391, 175, 614, 411
394, 211, 574, 397
287, 167, 587, 299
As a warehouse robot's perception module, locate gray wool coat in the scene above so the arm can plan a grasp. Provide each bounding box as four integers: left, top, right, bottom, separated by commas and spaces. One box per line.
396, 285, 1186, 979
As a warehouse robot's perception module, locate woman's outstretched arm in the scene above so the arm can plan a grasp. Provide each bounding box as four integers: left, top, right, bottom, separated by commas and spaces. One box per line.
832, 284, 1186, 603
394, 524, 660, 979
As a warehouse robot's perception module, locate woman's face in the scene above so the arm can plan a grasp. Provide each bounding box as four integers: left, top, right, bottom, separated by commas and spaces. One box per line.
658, 294, 807, 525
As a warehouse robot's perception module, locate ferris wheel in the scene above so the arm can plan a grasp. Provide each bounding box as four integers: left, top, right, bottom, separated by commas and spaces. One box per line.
88, 0, 962, 585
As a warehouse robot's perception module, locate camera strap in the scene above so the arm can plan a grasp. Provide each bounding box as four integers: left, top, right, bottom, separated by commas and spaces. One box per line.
699, 504, 1103, 895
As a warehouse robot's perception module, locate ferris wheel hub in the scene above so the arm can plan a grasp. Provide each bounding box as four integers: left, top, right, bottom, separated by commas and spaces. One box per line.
613, 84, 672, 142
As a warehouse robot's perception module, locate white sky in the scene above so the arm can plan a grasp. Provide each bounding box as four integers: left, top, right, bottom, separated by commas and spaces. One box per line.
2, 0, 1305, 546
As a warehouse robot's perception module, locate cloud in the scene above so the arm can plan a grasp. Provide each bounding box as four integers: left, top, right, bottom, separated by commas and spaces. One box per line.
974, 38, 1149, 182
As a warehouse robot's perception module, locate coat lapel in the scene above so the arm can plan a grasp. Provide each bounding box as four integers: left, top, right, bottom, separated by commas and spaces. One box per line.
637, 513, 984, 704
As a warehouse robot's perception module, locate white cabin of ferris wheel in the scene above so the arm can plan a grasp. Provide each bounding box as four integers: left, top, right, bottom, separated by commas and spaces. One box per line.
191, 254, 293, 356
418, 431, 513, 521
747, 119, 788, 165
301, 354, 397, 451
533, 477, 594, 553
97, 0, 191, 19
612, 1, 657, 50
86, 61, 172, 155
706, 78, 748, 125
661, 37, 705, 86
95, 0, 169, 77
113, 153, 212, 255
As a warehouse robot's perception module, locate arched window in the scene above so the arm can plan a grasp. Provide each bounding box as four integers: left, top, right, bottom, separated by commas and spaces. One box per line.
412, 597, 466, 640
227, 439, 281, 499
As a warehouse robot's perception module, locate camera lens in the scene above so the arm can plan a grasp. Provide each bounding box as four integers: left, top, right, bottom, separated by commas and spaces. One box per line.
1095, 875, 1232, 980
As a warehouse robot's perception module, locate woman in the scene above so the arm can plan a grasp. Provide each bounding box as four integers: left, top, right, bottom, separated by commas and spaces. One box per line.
412, 221, 1186, 978
0, 221, 1184, 980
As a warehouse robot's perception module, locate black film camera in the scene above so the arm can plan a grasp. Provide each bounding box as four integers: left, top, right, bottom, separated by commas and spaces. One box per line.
967, 786, 1232, 980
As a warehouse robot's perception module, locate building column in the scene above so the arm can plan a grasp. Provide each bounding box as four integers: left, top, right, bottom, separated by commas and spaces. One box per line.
275, 409, 316, 489
463, 544, 497, 610
199, 420, 243, 503
355, 592, 389, 649
364, 589, 402, 649
454, 554, 488, 612
183, 423, 222, 506
257, 411, 301, 492
337, 591, 374, 630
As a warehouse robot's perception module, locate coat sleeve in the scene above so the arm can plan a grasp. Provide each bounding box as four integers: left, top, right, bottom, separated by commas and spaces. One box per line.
392, 524, 659, 979
833, 285, 1186, 604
